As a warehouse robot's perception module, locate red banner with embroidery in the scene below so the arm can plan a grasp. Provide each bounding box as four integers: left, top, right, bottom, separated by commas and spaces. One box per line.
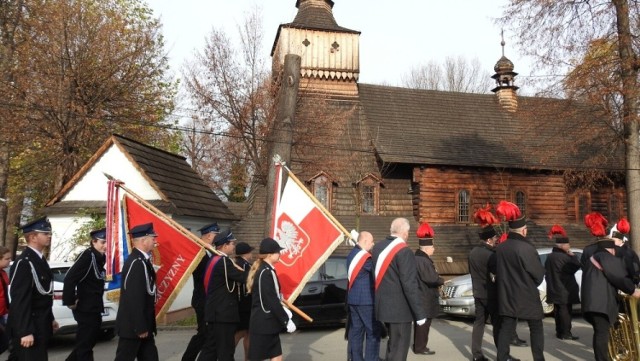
124, 194, 205, 317
270, 164, 347, 303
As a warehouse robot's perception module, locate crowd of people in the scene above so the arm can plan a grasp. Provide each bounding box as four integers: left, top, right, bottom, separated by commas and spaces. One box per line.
3, 204, 640, 361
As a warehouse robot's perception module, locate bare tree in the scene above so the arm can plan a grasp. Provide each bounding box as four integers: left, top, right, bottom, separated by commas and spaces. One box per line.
500, 0, 640, 252
182, 7, 274, 190
402, 55, 493, 93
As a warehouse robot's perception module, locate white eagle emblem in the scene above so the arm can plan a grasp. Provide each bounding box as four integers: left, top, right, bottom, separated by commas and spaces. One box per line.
276, 220, 305, 260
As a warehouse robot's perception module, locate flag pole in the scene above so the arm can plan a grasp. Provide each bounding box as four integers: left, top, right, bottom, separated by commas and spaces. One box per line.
281, 165, 352, 240
103, 173, 221, 255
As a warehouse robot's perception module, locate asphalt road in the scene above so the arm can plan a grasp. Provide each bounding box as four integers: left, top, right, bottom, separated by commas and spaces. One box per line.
47, 316, 596, 361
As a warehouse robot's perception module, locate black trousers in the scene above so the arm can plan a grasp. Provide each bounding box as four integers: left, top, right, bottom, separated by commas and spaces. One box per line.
412, 318, 433, 353
66, 310, 102, 361
553, 303, 572, 337
13, 312, 52, 361
385, 322, 412, 361
114, 334, 159, 361
584, 312, 611, 361
471, 298, 500, 358
497, 316, 544, 361
197, 322, 237, 361
182, 305, 205, 361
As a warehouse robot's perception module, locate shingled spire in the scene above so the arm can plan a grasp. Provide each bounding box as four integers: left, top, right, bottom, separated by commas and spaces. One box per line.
491, 31, 519, 112
271, 0, 360, 95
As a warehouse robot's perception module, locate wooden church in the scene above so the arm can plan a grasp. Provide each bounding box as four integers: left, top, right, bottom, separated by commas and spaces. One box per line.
232, 0, 625, 274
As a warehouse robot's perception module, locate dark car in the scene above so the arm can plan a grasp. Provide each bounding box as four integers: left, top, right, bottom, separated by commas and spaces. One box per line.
292, 256, 347, 326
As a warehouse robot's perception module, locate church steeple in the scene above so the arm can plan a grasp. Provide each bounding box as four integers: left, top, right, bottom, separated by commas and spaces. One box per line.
271, 0, 360, 95
491, 32, 519, 112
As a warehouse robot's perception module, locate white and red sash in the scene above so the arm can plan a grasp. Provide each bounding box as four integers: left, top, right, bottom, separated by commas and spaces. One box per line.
374, 237, 407, 290
347, 249, 371, 289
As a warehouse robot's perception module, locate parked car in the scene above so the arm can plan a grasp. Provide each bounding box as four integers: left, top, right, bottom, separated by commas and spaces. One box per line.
292, 256, 347, 326
50, 261, 118, 338
439, 247, 582, 317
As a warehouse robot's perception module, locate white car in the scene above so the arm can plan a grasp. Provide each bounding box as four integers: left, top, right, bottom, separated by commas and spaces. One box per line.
439, 247, 583, 317
50, 261, 118, 338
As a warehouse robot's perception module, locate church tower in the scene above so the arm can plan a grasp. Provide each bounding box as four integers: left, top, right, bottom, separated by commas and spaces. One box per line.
271, 0, 360, 96
491, 34, 519, 112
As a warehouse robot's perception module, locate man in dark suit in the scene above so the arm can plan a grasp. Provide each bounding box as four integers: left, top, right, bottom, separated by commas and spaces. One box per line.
8, 217, 59, 361
495, 202, 544, 361
63, 227, 107, 361
469, 225, 499, 361
114, 223, 159, 361
544, 227, 580, 341
346, 231, 380, 361
371, 218, 426, 361
197, 230, 247, 361
182, 222, 219, 361
234, 241, 254, 361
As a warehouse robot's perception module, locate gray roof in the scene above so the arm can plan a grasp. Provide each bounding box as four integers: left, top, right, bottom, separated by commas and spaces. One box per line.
46, 135, 238, 221
358, 84, 623, 171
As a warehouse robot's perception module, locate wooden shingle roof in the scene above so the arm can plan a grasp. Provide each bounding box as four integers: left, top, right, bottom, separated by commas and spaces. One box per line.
47, 135, 238, 221
358, 83, 623, 171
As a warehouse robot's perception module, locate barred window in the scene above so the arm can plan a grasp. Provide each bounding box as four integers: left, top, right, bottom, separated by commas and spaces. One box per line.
458, 189, 470, 222
577, 193, 590, 222
313, 176, 330, 210
362, 185, 375, 214
515, 191, 526, 215
609, 193, 621, 222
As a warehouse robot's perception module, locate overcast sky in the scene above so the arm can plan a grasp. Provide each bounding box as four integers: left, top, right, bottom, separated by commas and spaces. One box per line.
150, 0, 533, 86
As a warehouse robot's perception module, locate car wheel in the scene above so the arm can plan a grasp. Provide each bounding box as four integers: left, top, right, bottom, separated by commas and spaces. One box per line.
539, 291, 554, 315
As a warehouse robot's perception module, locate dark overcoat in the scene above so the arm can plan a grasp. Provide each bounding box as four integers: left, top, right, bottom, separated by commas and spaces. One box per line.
203, 255, 247, 323
496, 232, 545, 320
468, 242, 497, 301
544, 247, 580, 305
581, 248, 636, 325
115, 248, 157, 338
62, 247, 106, 313
248, 262, 288, 335
371, 236, 426, 323
415, 249, 444, 318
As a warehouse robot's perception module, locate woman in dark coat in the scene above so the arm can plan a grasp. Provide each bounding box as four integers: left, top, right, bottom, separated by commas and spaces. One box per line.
413, 222, 444, 356
247, 238, 295, 361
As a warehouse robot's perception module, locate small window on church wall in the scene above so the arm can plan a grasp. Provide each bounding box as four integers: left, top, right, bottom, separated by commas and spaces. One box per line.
576, 193, 590, 222
312, 175, 331, 210
609, 193, 621, 222
362, 185, 375, 214
515, 191, 526, 215
457, 190, 470, 223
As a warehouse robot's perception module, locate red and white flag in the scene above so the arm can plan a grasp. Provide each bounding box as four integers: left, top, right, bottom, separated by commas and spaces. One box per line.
123, 194, 205, 318
271, 163, 347, 302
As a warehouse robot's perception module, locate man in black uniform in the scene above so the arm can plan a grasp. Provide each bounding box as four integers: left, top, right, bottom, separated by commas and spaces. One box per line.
495, 201, 544, 361
544, 226, 580, 341
63, 227, 107, 361
234, 241, 254, 361
581, 239, 640, 360
469, 224, 499, 361
197, 230, 247, 361
182, 222, 219, 361
114, 223, 159, 361
8, 217, 59, 361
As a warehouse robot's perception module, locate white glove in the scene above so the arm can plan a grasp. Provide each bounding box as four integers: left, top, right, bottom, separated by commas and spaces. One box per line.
286, 319, 296, 333
283, 307, 292, 319
416, 318, 426, 326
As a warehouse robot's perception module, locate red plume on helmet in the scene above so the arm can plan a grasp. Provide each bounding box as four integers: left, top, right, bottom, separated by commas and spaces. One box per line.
497, 233, 508, 244
473, 203, 499, 227
416, 222, 434, 239
617, 218, 630, 234
548, 225, 567, 239
584, 212, 608, 237
496, 201, 521, 221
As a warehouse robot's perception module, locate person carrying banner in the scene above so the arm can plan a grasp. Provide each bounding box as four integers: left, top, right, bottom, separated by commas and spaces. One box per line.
182, 222, 220, 361
494, 201, 544, 361
8, 217, 59, 361
371, 217, 426, 361
114, 223, 159, 361
247, 237, 295, 361
413, 222, 444, 356
62, 228, 107, 361
346, 231, 380, 361
544, 225, 580, 341
234, 241, 254, 361
197, 230, 247, 361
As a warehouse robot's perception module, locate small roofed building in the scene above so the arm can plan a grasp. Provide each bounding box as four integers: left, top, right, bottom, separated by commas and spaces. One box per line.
45, 134, 238, 261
